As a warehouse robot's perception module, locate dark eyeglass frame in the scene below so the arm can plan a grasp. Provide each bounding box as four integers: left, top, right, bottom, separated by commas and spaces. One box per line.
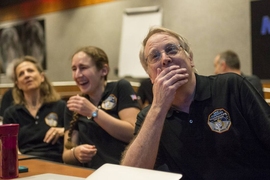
145, 44, 182, 64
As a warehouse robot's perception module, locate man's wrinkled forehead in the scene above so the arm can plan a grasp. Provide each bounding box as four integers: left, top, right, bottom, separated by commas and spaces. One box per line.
145, 33, 178, 49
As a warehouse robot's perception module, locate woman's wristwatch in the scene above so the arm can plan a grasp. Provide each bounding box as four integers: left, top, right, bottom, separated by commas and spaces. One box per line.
87, 108, 99, 119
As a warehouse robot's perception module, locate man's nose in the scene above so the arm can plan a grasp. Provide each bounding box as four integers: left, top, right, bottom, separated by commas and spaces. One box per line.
161, 52, 172, 66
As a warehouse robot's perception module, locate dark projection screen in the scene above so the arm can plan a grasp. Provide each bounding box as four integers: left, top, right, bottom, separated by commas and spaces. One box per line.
251, 0, 270, 79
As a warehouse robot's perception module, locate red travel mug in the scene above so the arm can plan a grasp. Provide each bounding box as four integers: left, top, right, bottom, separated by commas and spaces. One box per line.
0, 124, 19, 179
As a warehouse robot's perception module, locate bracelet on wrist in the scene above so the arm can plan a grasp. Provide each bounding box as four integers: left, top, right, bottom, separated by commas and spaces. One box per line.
71, 147, 80, 162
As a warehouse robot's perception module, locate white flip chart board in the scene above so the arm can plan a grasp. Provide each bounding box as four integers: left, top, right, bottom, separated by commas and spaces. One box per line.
118, 6, 162, 78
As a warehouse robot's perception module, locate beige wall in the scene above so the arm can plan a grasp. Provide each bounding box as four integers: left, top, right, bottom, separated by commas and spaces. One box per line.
0, 0, 255, 83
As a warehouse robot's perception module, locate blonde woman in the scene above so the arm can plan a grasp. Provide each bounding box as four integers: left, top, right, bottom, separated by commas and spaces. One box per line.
3, 56, 66, 162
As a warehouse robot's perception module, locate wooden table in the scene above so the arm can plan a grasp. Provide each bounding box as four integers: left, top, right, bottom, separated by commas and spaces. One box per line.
16, 155, 94, 178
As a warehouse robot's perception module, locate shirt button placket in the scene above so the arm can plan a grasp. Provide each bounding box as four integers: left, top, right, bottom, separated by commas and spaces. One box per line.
35, 115, 39, 124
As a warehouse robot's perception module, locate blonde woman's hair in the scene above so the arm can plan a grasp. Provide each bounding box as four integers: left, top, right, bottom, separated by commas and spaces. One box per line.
12, 56, 60, 105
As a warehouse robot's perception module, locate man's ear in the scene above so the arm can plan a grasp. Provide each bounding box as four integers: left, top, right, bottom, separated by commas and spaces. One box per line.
189, 55, 195, 68
220, 60, 227, 71
191, 60, 195, 68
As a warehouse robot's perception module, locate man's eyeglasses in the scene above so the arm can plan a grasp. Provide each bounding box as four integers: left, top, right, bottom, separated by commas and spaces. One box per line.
145, 44, 182, 64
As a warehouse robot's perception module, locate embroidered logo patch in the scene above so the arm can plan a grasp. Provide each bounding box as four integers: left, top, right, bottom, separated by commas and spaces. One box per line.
208, 108, 231, 133
102, 94, 117, 110
45, 113, 58, 126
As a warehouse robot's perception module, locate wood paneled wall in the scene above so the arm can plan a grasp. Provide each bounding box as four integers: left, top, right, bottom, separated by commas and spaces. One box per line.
0, 82, 269, 104
0, 81, 139, 101
0, 0, 114, 22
